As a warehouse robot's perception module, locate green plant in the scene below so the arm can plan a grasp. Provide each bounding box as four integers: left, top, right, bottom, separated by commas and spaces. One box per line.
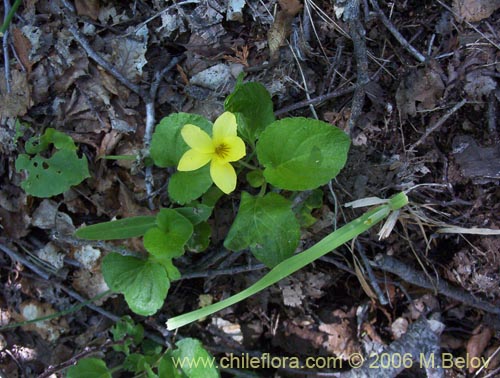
15, 128, 90, 197
66, 316, 219, 377
75, 80, 409, 328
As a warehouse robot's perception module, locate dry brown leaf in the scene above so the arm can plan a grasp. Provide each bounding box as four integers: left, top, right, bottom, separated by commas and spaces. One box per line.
268, 0, 303, 61
466, 324, 493, 373
0, 69, 32, 120
279, 277, 305, 307
452, 0, 500, 22
72, 269, 110, 305
441, 334, 465, 349
391, 317, 409, 340
319, 308, 361, 359
74, 0, 100, 20
396, 66, 445, 119
484, 345, 500, 370
13, 301, 69, 342
11, 27, 33, 73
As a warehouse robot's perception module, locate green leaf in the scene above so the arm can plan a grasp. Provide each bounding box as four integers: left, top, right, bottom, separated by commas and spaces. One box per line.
143, 209, 193, 258
159, 352, 183, 378
124, 354, 153, 374
174, 204, 213, 225
167, 192, 409, 330
168, 166, 213, 205
256, 118, 350, 190
224, 192, 300, 267
201, 186, 224, 207
150, 113, 212, 168
224, 82, 275, 143
171, 338, 220, 378
111, 316, 144, 355
66, 358, 111, 378
186, 222, 211, 253
102, 253, 169, 316
293, 189, 323, 228
246, 170, 265, 188
75, 216, 156, 240
16, 128, 90, 197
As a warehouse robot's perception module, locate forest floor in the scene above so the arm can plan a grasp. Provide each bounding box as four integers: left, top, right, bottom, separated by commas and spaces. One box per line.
0, 0, 499, 377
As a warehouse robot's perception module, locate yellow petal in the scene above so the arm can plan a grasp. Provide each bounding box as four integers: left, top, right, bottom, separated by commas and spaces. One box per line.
178, 149, 212, 171
221, 136, 246, 162
181, 124, 214, 153
210, 161, 237, 194
212, 112, 237, 141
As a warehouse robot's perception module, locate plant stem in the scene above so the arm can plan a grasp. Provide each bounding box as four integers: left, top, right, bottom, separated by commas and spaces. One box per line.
238, 160, 258, 170
167, 192, 408, 330
0, 0, 21, 35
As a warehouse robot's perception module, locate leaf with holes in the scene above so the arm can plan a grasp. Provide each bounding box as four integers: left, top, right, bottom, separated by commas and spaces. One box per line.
15, 128, 89, 197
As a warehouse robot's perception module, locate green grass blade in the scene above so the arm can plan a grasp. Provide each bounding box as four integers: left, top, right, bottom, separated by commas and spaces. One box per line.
167, 192, 408, 330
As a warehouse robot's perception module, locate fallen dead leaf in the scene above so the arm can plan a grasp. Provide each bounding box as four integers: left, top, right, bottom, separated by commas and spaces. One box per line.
391, 317, 409, 340
484, 344, 500, 370
452, 0, 500, 22
268, 0, 303, 62
74, 0, 100, 20
11, 27, 33, 73
466, 324, 493, 373
396, 65, 445, 118
441, 333, 465, 349
0, 69, 32, 121
319, 308, 361, 359
13, 301, 69, 342
72, 269, 110, 306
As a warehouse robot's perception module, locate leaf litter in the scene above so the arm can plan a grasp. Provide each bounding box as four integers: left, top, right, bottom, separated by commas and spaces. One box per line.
1, 0, 500, 376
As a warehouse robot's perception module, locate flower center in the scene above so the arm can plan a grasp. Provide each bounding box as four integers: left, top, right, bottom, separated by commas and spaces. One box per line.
215, 143, 230, 159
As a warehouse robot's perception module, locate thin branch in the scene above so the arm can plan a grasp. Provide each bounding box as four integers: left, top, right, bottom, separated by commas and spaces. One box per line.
275, 84, 358, 116
0, 241, 52, 280
372, 254, 500, 315
344, 0, 370, 133
144, 56, 184, 209
487, 91, 498, 142
2, 0, 12, 93
37, 341, 113, 378
338, 317, 445, 378
369, 0, 427, 63
409, 99, 467, 150
356, 240, 388, 305
181, 263, 266, 280
436, 0, 500, 51
66, 24, 144, 96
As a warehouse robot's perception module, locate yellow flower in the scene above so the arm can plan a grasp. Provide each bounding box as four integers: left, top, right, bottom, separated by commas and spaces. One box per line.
178, 112, 246, 194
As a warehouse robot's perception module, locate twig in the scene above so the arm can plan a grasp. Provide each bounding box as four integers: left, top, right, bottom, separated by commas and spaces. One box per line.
37, 340, 114, 378
409, 99, 467, 150
2, 0, 12, 93
144, 55, 184, 209
60, 0, 186, 209
356, 240, 388, 305
487, 91, 498, 142
0, 241, 52, 280
66, 24, 143, 96
436, 0, 500, 51
181, 263, 266, 279
337, 317, 445, 378
369, 0, 427, 63
344, 0, 370, 134
372, 254, 500, 315
275, 84, 357, 116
